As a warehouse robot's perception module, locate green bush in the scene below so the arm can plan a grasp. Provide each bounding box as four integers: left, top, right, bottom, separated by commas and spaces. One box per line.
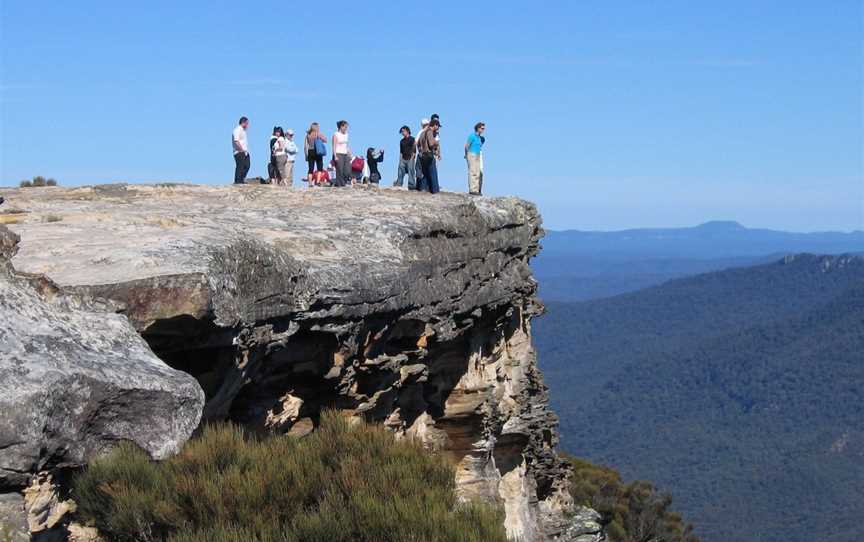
73, 412, 506, 542
17, 176, 58, 188
565, 455, 698, 542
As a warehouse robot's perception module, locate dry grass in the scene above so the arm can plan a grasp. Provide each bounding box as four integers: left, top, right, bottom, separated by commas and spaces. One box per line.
73, 411, 506, 542
0, 214, 24, 225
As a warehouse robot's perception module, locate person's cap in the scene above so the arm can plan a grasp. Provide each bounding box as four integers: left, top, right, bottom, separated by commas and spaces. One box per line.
421, 118, 430, 126
431, 113, 440, 120
286, 129, 294, 136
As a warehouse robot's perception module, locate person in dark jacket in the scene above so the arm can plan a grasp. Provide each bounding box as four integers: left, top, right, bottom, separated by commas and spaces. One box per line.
268, 126, 281, 183
394, 126, 415, 189
366, 148, 384, 184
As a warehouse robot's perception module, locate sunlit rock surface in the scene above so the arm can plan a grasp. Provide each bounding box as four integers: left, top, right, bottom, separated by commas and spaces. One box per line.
0, 224, 204, 491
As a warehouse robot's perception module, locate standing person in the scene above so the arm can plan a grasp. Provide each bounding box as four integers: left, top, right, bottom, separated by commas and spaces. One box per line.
272, 127, 290, 186
269, 126, 281, 183
464, 122, 485, 195
232, 116, 250, 184
394, 126, 415, 189
430, 114, 442, 151
366, 148, 384, 184
332, 120, 352, 187
417, 119, 441, 194
283, 129, 298, 187
304, 122, 327, 184
414, 118, 430, 188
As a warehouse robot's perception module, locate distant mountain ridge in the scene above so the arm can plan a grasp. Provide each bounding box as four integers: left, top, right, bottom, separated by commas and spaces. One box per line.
543, 221, 864, 259
533, 222, 864, 301
534, 253, 864, 542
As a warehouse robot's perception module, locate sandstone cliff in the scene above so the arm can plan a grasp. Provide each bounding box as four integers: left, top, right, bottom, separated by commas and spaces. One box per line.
0, 184, 599, 541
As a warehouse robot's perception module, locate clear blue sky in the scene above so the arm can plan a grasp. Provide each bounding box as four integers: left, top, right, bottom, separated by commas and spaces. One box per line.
1, 1, 862, 231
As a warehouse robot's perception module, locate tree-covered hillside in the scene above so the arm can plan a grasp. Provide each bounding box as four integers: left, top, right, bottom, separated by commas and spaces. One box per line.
534, 255, 864, 542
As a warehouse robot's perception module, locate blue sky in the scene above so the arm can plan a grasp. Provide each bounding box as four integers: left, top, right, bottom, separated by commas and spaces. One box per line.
1, 1, 861, 231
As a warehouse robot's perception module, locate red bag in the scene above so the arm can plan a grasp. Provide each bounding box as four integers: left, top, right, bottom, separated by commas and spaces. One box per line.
351, 157, 365, 172
311, 170, 330, 186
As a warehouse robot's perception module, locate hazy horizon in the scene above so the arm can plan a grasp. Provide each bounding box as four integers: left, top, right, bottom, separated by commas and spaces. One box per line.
545, 219, 864, 234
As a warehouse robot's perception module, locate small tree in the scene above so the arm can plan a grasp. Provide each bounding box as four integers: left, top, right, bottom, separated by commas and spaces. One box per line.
564, 455, 699, 542
19, 180, 32, 188
46, 178, 58, 186
32, 176, 47, 187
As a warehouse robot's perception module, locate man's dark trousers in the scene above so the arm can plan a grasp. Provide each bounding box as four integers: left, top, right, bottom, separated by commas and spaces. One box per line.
234, 152, 250, 184
418, 155, 440, 193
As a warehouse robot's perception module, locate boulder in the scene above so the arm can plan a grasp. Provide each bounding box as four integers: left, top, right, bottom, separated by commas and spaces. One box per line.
0, 224, 204, 490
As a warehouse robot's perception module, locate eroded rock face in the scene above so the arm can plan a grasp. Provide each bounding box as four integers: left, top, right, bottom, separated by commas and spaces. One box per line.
0, 224, 204, 491
0, 492, 29, 542
0, 184, 578, 540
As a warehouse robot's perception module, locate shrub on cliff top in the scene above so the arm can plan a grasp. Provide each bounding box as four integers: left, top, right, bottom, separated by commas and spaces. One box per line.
566, 455, 699, 542
73, 411, 506, 542
18, 176, 58, 187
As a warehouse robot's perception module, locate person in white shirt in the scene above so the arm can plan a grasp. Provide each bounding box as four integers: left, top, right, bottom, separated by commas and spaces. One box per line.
331, 120, 352, 187
232, 116, 250, 184
283, 129, 298, 187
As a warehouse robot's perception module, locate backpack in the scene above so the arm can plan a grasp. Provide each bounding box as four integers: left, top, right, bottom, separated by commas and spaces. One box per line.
351, 157, 365, 172
314, 138, 327, 157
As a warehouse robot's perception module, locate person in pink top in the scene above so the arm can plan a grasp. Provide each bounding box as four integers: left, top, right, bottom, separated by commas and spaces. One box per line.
332, 120, 352, 187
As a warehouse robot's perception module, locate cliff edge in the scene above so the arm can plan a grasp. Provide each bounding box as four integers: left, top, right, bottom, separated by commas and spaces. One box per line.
0, 184, 597, 541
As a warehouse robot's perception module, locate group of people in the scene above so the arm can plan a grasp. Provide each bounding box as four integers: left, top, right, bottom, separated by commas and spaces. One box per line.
301, 120, 383, 187
231, 114, 486, 195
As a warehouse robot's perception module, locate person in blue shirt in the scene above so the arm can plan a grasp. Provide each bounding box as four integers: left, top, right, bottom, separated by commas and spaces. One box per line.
464, 122, 485, 195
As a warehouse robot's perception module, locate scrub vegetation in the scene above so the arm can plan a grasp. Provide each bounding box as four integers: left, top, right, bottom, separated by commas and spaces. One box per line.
72, 411, 507, 542
19, 176, 57, 187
